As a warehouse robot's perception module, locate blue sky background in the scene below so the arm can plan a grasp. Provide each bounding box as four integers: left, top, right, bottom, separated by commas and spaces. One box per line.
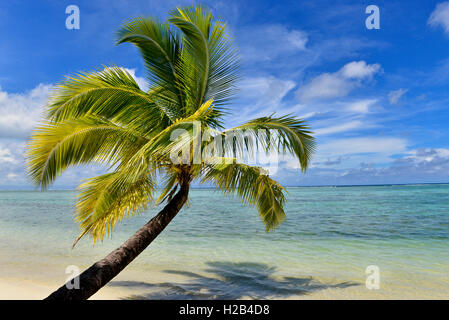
1, 0, 449, 188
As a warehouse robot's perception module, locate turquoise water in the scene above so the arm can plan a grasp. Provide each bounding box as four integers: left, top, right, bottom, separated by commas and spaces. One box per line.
0, 185, 448, 299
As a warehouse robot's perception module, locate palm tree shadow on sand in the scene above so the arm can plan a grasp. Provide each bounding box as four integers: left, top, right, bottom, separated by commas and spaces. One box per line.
109, 261, 359, 300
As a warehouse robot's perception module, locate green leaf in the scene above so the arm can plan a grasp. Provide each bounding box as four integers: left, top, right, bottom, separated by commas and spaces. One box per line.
202, 161, 286, 231
74, 171, 155, 246
116, 18, 186, 117
223, 114, 316, 171
47, 66, 170, 134
26, 116, 147, 189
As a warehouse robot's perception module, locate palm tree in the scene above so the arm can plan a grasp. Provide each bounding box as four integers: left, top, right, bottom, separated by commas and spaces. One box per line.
26, 6, 315, 300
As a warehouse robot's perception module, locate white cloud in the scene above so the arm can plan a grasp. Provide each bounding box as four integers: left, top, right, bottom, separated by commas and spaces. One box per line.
277, 136, 408, 175
297, 73, 350, 102
0, 67, 147, 140
0, 84, 51, 139
318, 137, 407, 156
6, 173, 18, 180
428, 1, 449, 35
235, 76, 296, 121
388, 88, 408, 105
296, 61, 381, 102
406, 147, 449, 162
240, 76, 295, 107
314, 121, 364, 136
339, 61, 381, 79
286, 30, 308, 50
0, 147, 16, 163
273, 144, 449, 186
346, 99, 377, 113
239, 25, 308, 62
330, 148, 449, 184
0, 66, 148, 189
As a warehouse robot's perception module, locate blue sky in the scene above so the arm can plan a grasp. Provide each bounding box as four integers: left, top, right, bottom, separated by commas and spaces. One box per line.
1, 0, 449, 188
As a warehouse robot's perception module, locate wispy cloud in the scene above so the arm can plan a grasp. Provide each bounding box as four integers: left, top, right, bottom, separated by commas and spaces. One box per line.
233, 76, 297, 121
428, 1, 449, 35
239, 76, 295, 107
239, 25, 308, 63
314, 120, 364, 136
318, 137, 408, 157
345, 99, 377, 113
388, 88, 408, 105
296, 61, 381, 102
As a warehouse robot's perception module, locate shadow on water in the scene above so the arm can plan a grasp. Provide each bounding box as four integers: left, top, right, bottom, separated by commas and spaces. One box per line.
109, 261, 359, 300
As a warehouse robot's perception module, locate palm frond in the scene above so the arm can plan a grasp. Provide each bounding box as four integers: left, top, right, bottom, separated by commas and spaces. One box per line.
223, 114, 316, 171
169, 6, 239, 116
155, 168, 179, 205
129, 99, 220, 166
201, 161, 286, 231
116, 18, 185, 118
205, 17, 240, 106
169, 6, 211, 114
73, 171, 155, 246
46, 66, 170, 133
26, 116, 146, 189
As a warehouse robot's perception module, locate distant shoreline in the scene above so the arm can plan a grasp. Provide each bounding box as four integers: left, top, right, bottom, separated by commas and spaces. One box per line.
1, 182, 449, 192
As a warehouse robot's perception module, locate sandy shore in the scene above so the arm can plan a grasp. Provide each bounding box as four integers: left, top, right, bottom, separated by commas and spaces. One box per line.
0, 278, 123, 300
2, 277, 447, 300
0, 278, 364, 300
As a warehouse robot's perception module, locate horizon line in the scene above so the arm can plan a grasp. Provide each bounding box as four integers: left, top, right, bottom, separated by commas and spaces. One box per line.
1, 182, 449, 191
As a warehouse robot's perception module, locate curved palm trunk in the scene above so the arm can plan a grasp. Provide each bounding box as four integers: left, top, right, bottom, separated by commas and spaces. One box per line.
45, 182, 190, 300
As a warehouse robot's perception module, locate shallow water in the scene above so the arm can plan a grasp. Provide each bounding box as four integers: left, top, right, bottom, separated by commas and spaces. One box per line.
0, 185, 448, 299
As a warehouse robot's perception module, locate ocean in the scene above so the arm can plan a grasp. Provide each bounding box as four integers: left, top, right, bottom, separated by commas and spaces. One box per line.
0, 184, 448, 299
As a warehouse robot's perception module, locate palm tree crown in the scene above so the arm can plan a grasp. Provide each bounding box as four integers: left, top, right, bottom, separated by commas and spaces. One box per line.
26, 6, 315, 247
